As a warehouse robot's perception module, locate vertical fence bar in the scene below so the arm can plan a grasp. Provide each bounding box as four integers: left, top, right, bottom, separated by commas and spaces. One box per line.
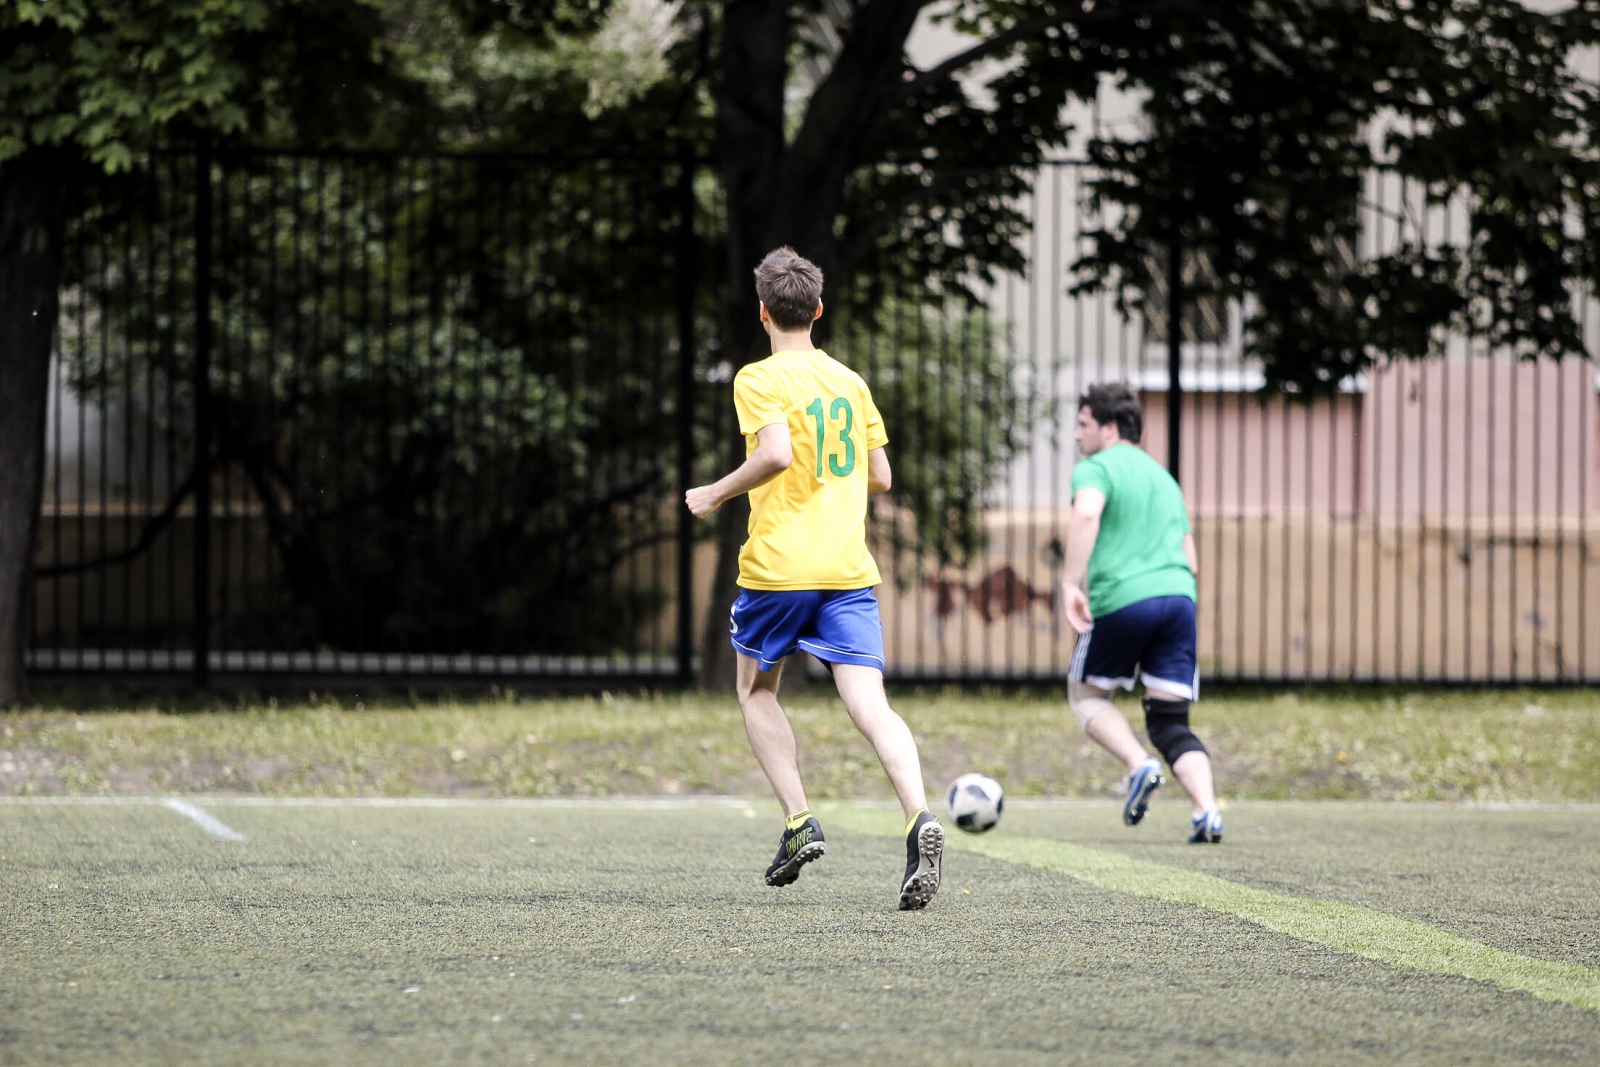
1463, 334, 1475, 678
164, 157, 180, 661
354, 159, 372, 667
265, 156, 282, 672
1509, 342, 1519, 680
216, 157, 232, 665
119, 176, 135, 660
49, 223, 66, 664
192, 140, 214, 687
1580, 308, 1592, 679
96, 188, 110, 661
1166, 229, 1182, 482
1478, 342, 1491, 681
1214, 281, 1227, 677
75, 195, 89, 667
675, 153, 697, 686
288, 156, 307, 674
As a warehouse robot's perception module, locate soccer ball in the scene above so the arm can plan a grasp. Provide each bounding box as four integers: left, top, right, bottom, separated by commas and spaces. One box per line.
945, 773, 1004, 834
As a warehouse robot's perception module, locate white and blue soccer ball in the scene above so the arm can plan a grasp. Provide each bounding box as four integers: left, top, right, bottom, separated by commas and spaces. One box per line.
945, 772, 1004, 834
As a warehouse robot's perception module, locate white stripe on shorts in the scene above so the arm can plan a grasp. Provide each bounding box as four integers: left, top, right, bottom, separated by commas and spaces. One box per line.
1086, 674, 1138, 691
797, 638, 883, 666
1067, 624, 1094, 681
1142, 673, 1195, 700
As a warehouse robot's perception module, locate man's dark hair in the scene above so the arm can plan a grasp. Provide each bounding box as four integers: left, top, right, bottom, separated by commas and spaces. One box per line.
1079, 382, 1143, 443
753, 246, 823, 330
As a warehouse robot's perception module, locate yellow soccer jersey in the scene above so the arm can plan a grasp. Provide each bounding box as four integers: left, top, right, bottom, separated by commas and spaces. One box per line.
733, 349, 888, 590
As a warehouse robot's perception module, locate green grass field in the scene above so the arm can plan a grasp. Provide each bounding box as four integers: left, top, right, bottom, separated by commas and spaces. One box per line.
6, 686, 1600, 801
2, 797, 1597, 1065
3, 688, 1598, 1063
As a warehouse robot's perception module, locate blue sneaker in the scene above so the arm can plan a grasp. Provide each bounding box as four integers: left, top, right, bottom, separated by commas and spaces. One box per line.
1122, 757, 1165, 826
1189, 809, 1224, 844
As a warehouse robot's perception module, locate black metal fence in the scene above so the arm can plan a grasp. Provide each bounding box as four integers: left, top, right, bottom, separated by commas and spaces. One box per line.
846, 166, 1600, 684
35, 148, 706, 683
30, 151, 1600, 685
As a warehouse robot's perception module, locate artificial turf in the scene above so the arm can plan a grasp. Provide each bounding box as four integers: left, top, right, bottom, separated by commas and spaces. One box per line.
2, 798, 1596, 1065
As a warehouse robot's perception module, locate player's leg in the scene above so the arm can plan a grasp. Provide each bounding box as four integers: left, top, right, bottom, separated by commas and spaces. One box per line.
1068, 679, 1150, 771
832, 665, 943, 910
1067, 609, 1164, 825
735, 653, 807, 815
730, 590, 829, 883
832, 663, 927, 820
808, 589, 942, 910
1139, 595, 1222, 843
1145, 689, 1221, 842
1147, 692, 1218, 817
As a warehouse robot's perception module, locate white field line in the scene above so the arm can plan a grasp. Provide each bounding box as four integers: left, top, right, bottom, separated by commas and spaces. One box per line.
840, 797, 1600, 813
0, 795, 754, 810
205, 796, 754, 810
0, 796, 1596, 813
161, 798, 248, 841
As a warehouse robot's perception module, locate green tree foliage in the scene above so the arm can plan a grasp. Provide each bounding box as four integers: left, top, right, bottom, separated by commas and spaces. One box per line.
1066, 0, 1600, 393
688, 1, 1600, 391
0, 0, 401, 166
378, 0, 681, 141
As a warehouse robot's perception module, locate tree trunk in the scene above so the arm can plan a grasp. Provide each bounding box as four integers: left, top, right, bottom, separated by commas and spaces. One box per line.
699, 1, 922, 688
0, 150, 69, 706
699, 0, 786, 688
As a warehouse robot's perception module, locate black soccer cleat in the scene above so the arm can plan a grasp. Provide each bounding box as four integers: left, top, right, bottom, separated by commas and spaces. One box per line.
898, 810, 944, 911
765, 816, 826, 886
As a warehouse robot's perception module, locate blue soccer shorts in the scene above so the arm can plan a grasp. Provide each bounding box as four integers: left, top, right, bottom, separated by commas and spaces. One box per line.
729, 587, 886, 672
1067, 594, 1199, 699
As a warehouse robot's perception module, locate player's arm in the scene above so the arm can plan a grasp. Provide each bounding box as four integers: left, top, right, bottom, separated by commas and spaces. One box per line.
1183, 532, 1198, 578
867, 447, 891, 493
685, 423, 792, 517
1059, 486, 1105, 634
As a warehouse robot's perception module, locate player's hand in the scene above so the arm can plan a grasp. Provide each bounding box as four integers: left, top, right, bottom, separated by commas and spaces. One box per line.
685, 485, 722, 517
1060, 580, 1093, 635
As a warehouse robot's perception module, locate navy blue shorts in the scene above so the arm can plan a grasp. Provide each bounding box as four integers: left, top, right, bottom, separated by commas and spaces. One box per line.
1068, 594, 1199, 699
729, 587, 885, 672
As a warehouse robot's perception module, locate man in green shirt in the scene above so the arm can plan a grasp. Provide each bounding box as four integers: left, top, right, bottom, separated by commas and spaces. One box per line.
1060, 383, 1222, 843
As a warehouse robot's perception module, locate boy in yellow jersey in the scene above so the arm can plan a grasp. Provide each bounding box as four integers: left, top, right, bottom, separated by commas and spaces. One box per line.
686, 247, 943, 911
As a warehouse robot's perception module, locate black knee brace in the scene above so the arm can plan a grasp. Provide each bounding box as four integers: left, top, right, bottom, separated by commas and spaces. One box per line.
1144, 697, 1207, 767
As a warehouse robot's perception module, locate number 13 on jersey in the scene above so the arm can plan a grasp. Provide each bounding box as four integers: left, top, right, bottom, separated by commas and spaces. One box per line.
804, 397, 857, 478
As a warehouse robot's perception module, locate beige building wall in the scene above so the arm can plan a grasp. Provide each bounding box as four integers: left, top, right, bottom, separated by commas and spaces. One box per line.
1136, 359, 1599, 520
875, 512, 1600, 683
874, 356, 1600, 682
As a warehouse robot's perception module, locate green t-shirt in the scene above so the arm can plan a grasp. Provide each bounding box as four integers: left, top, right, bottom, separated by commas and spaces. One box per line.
1070, 442, 1197, 617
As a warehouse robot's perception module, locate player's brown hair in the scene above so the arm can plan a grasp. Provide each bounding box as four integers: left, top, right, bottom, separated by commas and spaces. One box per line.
753, 247, 823, 331
1078, 382, 1143, 443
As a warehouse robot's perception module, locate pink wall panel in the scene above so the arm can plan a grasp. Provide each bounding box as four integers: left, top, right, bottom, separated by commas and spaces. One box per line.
1360, 360, 1598, 518
1140, 391, 1363, 517
1137, 359, 1597, 519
